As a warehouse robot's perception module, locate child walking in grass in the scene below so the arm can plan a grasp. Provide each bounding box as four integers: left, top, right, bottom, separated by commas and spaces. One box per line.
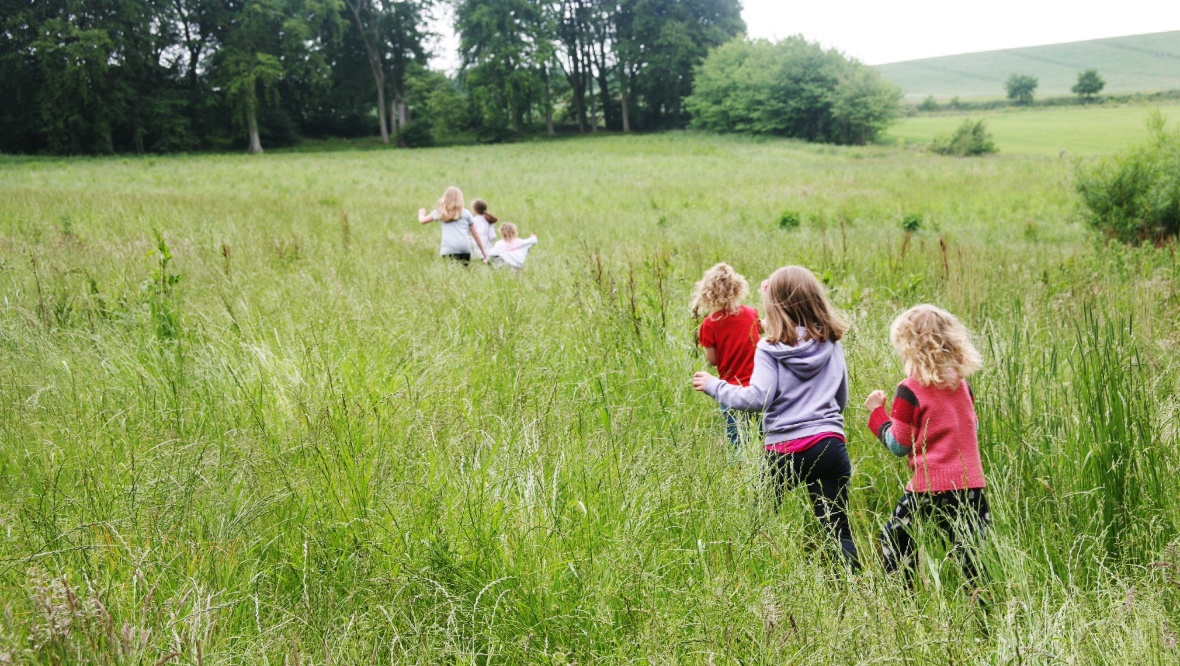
864, 304, 990, 590
690, 263, 760, 453
486, 223, 538, 270
418, 186, 488, 265
471, 198, 499, 260
693, 266, 858, 570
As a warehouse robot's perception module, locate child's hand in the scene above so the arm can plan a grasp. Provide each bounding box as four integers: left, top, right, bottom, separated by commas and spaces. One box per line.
864, 390, 886, 412
418, 208, 426, 217
692, 371, 715, 392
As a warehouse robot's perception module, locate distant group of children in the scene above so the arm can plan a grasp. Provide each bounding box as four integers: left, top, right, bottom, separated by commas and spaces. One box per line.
417, 186, 538, 269
691, 263, 989, 589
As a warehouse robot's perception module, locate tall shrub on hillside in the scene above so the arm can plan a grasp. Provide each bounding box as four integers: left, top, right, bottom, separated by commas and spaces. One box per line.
685, 37, 901, 145
1075, 112, 1180, 244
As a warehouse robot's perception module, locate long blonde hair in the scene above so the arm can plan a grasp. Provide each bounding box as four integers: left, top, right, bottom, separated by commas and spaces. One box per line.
436, 186, 464, 222
761, 266, 847, 346
890, 304, 982, 388
690, 263, 749, 317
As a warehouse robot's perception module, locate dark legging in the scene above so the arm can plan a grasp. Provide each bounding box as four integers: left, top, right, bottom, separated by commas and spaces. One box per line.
881, 488, 990, 587
766, 438, 859, 571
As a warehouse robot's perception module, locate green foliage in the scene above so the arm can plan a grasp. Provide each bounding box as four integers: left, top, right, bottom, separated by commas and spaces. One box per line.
900, 213, 923, 232
397, 119, 435, 147
778, 210, 801, 229
143, 229, 182, 340
1072, 68, 1106, 102
929, 118, 998, 156
686, 37, 901, 145
1005, 73, 1039, 105
1075, 111, 1180, 243
918, 96, 939, 112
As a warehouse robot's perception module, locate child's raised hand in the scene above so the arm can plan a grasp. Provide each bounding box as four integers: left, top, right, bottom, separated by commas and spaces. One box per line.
692, 371, 715, 392
864, 390, 886, 412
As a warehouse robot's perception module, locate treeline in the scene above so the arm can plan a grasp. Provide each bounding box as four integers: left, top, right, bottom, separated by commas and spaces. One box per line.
0, 0, 744, 154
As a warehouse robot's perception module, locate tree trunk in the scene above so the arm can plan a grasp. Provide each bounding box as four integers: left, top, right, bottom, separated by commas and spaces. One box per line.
246, 101, 263, 154
544, 68, 555, 136
620, 64, 631, 133
345, 0, 390, 144
375, 74, 389, 144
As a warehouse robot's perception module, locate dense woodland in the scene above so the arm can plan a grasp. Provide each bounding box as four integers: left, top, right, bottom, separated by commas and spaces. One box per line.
0, 0, 745, 153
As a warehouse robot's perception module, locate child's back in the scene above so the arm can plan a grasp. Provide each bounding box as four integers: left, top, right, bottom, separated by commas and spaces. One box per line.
699, 305, 759, 387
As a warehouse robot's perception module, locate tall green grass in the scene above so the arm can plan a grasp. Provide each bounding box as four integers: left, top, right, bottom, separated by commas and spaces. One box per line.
0, 134, 1178, 662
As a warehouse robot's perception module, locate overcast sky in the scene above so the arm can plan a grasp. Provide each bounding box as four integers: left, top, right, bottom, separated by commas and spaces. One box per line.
430, 1, 1180, 71
745, 0, 1180, 64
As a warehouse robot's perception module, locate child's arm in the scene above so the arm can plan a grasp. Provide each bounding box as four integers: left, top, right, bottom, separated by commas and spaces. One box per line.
418, 208, 435, 224
866, 386, 917, 457
703, 347, 718, 366
695, 347, 776, 412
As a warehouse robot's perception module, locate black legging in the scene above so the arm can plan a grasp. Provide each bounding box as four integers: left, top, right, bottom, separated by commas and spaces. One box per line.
766, 438, 859, 571
881, 488, 990, 587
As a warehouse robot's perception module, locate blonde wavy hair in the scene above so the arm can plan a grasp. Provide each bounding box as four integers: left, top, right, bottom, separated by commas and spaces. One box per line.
436, 186, 464, 222
690, 263, 749, 317
500, 222, 518, 240
890, 304, 982, 388
761, 266, 847, 346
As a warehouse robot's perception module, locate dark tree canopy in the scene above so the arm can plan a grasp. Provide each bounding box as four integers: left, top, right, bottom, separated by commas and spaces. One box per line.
1005, 73, 1038, 105
1, 0, 745, 153
1072, 69, 1106, 102
685, 36, 901, 145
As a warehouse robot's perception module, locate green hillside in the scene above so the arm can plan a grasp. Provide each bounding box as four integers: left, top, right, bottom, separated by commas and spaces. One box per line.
877, 31, 1180, 100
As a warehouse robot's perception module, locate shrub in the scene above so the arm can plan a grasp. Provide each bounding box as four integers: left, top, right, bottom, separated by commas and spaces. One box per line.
1075, 112, 1180, 244
918, 96, 938, 112
686, 37, 901, 145
901, 213, 923, 232
930, 119, 998, 156
398, 120, 435, 148
778, 210, 801, 230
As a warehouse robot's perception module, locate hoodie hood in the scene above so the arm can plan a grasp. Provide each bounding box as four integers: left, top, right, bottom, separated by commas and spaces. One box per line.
758, 336, 836, 380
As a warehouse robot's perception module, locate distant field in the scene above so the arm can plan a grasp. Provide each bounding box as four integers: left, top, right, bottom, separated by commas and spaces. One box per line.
876, 31, 1180, 100
885, 103, 1180, 155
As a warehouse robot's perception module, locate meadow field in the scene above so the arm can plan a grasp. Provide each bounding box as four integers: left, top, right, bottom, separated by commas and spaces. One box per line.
886, 103, 1180, 155
1, 130, 1179, 663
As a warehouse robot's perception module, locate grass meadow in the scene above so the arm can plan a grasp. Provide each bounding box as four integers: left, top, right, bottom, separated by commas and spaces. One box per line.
1, 130, 1180, 663
887, 103, 1180, 155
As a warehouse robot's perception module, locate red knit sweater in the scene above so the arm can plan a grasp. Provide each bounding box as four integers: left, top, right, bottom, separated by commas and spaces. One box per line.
867, 378, 986, 493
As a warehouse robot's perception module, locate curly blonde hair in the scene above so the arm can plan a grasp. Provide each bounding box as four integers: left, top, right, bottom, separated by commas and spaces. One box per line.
761, 266, 847, 346
690, 263, 749, 317
436, 186, 464, 222
890, 304, 982, 388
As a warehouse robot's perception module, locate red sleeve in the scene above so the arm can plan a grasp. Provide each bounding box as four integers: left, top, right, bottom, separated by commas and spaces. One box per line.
699, 318, 715, 348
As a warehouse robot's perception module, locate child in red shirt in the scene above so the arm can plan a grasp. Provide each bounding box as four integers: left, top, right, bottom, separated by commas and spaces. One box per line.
864, 304, 990, 591
691, 263, 760, 453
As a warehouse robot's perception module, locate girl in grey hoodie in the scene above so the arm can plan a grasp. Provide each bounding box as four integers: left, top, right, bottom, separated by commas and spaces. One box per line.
693, 266, 859, 570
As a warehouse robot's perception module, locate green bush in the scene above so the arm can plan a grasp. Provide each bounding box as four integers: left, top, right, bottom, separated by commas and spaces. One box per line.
778, 210, 801, 230
1075, 112, 1180, 244
686, 37, 901, 145
901, 213, 923, 232
918, 96, 938, 112
930, 119, 998, 156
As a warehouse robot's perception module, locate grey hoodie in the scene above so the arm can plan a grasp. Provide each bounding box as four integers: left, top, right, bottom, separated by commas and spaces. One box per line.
704, 332, 848, 446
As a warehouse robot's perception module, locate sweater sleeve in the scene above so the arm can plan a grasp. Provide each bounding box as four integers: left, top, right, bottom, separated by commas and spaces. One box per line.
867, 383, 919, 457
704, 347, 776, 412
834, 345, 848, 413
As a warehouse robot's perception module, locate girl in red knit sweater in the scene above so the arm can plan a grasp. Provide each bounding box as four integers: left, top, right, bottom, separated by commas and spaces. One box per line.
864, 304, 989, 588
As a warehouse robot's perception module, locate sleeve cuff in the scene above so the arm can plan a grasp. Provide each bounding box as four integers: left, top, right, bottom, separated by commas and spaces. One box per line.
868, 406, 890, 436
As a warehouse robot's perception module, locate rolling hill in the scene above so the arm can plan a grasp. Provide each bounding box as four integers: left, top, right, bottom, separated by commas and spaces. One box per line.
876, 30, 1180, 100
